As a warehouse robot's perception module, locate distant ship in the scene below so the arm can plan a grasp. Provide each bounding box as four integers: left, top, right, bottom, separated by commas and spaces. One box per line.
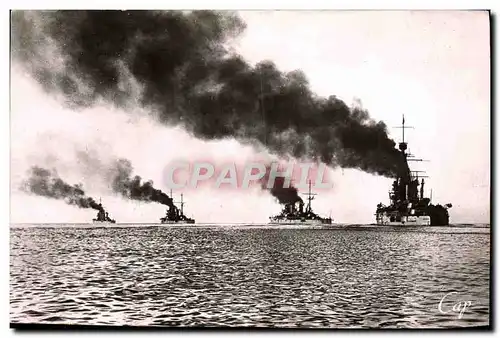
269, 181, 333, 225
92, 200, 116, 224
160, 193, 195, 224
375, 116, 452, 226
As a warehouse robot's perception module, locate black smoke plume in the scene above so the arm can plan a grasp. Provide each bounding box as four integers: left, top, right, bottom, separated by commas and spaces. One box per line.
261, 166, 302, 205
268, 177, 303, 205
11, 10, 406, 177
22, 166, 104, 211
110, 158, 175, 207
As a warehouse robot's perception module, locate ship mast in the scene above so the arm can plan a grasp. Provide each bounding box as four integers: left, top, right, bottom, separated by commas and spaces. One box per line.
303, 180, 317, 212
169, 189, 173, 215
392, 115, 433, 203
394, 114, 414, 155
179, 194, 185, 216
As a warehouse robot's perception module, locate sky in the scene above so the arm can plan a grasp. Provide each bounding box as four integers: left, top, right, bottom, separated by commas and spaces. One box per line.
10, 10, 490, 224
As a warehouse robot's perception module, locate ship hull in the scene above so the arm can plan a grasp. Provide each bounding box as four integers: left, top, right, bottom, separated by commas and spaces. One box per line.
92, 220, 116, 225
269, 219, 332, 226
375, 214, 431, 226
160, 220, 195, 225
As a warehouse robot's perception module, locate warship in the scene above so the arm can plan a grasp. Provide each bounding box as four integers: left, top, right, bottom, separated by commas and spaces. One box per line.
92, 200, 116, 224
269, 181, 333, 225
160, 193, 195, 224
375, 116, 452, 226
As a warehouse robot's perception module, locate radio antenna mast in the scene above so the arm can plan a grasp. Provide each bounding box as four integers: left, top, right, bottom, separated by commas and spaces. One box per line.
394, 114, 414, 154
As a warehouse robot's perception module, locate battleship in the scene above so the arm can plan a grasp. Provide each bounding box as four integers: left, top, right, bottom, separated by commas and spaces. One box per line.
160, 193, 195, 224
269, 181, 333, 225
92, 200, 116, 225
375, 116, 452, 226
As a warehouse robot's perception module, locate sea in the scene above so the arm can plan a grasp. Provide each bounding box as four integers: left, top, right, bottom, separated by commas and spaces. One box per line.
10, 224, 490, 329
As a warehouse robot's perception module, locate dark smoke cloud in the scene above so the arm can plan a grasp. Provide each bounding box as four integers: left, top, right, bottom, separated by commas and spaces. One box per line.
22, 166, 104, 211
261, 166, 302, 205
267, 177, 303, 205
11, 10, 406, 177
110, 158, 175, 207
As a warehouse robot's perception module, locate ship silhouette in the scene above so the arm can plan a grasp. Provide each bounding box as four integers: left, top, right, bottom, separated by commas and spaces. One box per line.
269, 180, 333, 225
375, 116, 452, 226
160, 193, 195, 224
92, 199, 116, 224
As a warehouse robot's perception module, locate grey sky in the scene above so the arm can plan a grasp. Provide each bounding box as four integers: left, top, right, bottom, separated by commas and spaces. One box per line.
10, 11, 490, 224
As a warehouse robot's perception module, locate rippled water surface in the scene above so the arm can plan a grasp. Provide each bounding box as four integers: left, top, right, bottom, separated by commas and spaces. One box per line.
10, 224, 490, 328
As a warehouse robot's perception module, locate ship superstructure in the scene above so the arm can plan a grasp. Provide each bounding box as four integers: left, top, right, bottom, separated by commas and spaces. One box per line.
92, 199, 116, 224
269, 181, 333, 225
375, 116, 452, 226
160, 193, 195, 224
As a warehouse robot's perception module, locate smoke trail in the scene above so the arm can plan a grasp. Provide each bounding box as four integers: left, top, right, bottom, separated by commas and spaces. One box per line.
267, 177, 303, 205
260, 165, 302, 204
22, 166, 104, 211
110, 158, 175, 207
11, 10, 406, 177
